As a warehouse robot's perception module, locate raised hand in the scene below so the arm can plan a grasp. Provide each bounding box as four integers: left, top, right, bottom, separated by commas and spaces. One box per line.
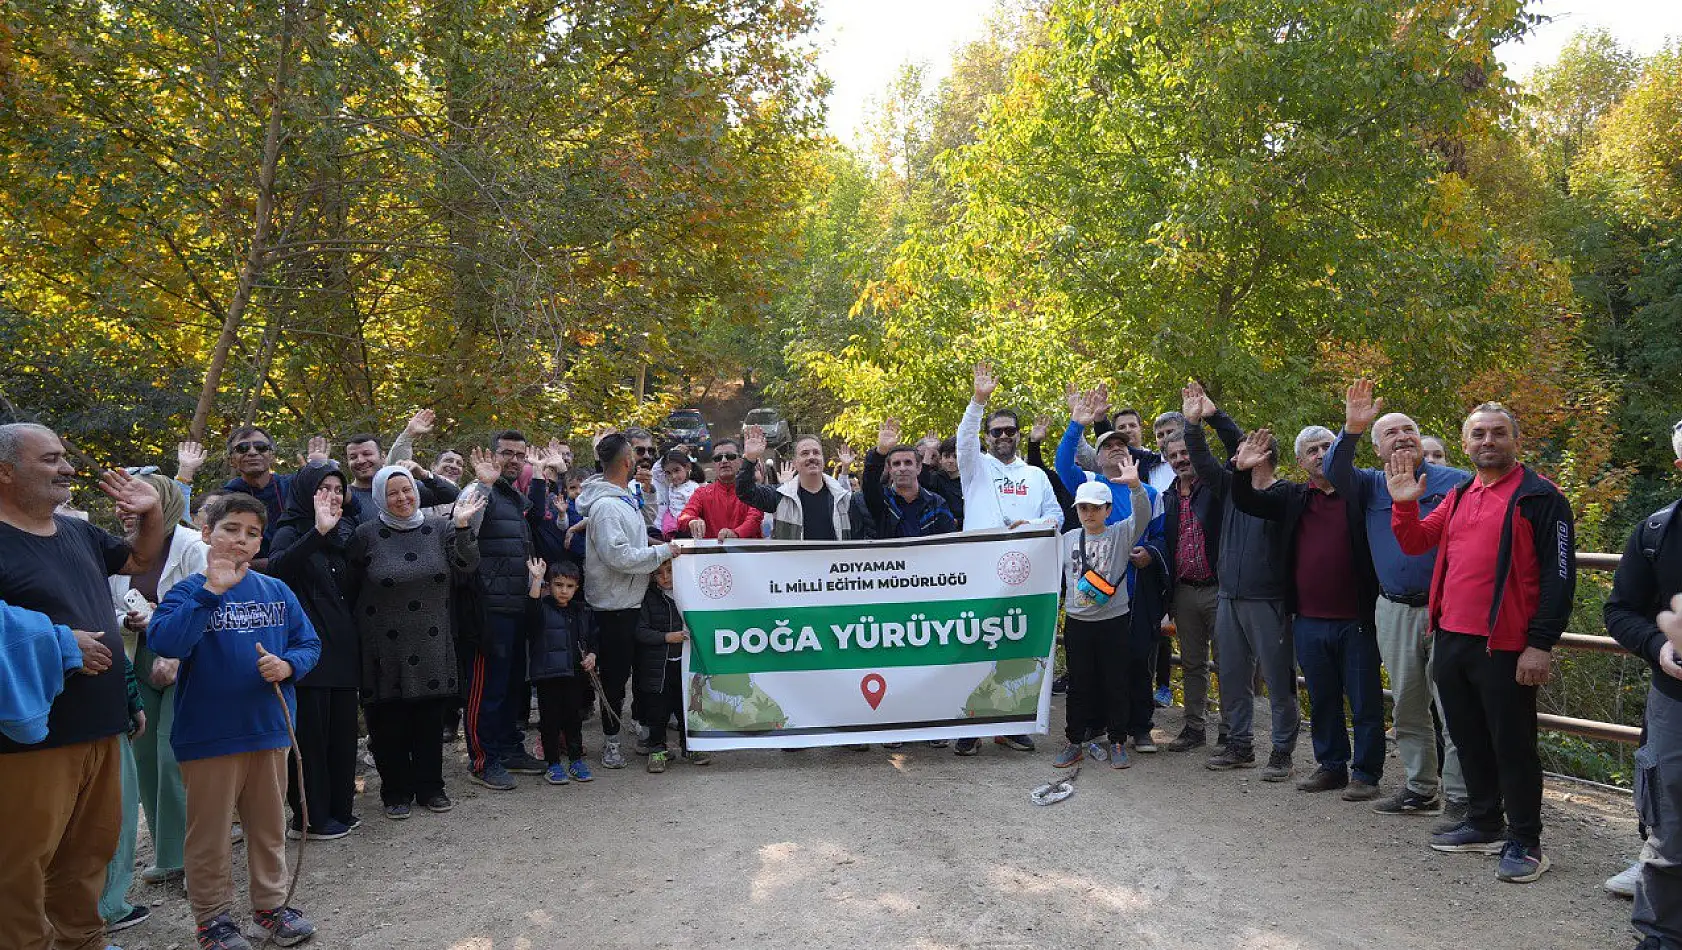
404, 408, 436, 437
1345, 378, 1384, 434
469, 446, 499, 485
778, 461, 797, 484
689, 518, 707, 539
1068, 386, 1098, 427
313, 485, 343, 536
73, 629, 112, 675
254, 641, 292, 684
973, 362, 999, 404
204, 555, 247, 595
526, 556, 547, 582
836, 444, 855, 468
306, 435, 330, 462
541, 438, 569, 475
1182, 382, 1207, 424
1232, 428, 1273, 472
399, 458, 432, 481
1031, 415, 1050, 442
176, 441, 207, 480
98, 469, 160, 517
743, 425, 768, 461
1384, 447, 1426, 502
452, 489, 488, 528
1114, 454, 1141, 487
877, 418, 901, 455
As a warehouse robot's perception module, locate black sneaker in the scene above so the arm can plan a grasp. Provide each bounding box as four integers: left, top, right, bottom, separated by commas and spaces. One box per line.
107, 904, 151, 933
1431, 800, 1470, 835
953, 738, 980, 756
1296, 767, 1348, 793
1050, 674, 1068, 695
384, 803, 411, 820
1373, 787, 1444, 816
424, 794, 454, 812
1260, 748, 1293, 782
1206, 746, 1256, 770
470, 762, 516, 790
1430, 821, 1506, 854
502, 751, 546, 775
1166, 728, 1206, 752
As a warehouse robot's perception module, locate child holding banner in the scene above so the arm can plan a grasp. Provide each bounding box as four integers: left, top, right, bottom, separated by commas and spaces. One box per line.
1055, 466, 1152, 771
635, 561, 709, 772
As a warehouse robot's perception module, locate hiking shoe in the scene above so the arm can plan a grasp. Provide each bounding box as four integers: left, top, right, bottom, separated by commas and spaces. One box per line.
568, 759, 594, 782
470, 762, 516, 790
196, 913, 251, 950
1206, 746, 1256, 771
1373, 787, 1444, 816
1153, 685, 1173, 708
954, 738, 980, 756
647, 749, 669, 773
252, 907, 315, 947
384, 803, 411, 820
1050, 674, 1068, 695
545, 764, 571, 785
1053, 743, 1083, 768
1496, 841, 1551, 883
1296, 767, 1348, 793
503, 751, 546, 775
1429, 822, 1507, 854
1110, 742, 1131, 769
927, 739, 950, 748
1132, 732, 1158, 753
142, 865, 184, 884
602, 737, 627, 769
423, 794, 453, 812
107, 904, 150, 933
1216, 728, 1230, 748
1166, 728, 1206, 752
995, 735, 1035, 752
1605, 861, 1642, 898
1431, 800, 1470, 834
684, 750, 712, 766
1261, 749, 1293, 782
1342, 780, 1381, 802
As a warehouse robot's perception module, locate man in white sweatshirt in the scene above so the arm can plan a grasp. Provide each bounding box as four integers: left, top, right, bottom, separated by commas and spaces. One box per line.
957, 362, 1063, 532
951, 363, 1062, 756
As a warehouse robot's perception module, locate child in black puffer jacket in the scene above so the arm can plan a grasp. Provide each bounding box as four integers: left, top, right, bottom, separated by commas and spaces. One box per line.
524, 557, 597, 785
635, 560, 707, 772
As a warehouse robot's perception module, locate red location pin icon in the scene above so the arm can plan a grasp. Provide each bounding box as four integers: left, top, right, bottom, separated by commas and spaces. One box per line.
860, 673, 887, 710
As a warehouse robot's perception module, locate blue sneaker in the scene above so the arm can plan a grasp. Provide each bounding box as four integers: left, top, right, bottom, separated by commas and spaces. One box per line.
1495, 841, 1550, 883
1429, 822, 1506, 855
995, 735, 1035, 752
1053, 743, 1083, 768
568, 759, 594, 782
954, 738, 980, 756
252, 906, 315, 947
1110, 742, 1131, 769
1154, 685, 1173, 708
545, 764, 570, 785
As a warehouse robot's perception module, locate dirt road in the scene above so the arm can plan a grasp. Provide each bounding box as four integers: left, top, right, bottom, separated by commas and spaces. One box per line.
112, 698, 1642, 950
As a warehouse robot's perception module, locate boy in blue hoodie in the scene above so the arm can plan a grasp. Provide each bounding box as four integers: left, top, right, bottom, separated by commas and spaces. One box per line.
148, 493, 322, 950
525, 557, 598, 785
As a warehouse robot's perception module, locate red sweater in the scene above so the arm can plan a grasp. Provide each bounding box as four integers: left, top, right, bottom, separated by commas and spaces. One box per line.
676, 481, 764, 540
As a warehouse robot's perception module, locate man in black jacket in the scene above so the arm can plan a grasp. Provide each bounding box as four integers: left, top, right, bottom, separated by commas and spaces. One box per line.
1233, 425, 1384, 801
862, 420, 958, 540
1605, 421, 1682, 946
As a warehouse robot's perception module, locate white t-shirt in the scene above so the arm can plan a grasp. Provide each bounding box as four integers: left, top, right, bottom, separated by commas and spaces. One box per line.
956, 401, 1063, 531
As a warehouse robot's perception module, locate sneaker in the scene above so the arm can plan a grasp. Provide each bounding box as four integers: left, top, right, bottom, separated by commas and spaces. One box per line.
1430, 800, 1470, 835
1296, 767, 1348, 793
634, 736, 654, 755
252, 907, 316, 947
470, 762, 516, 790
1206, 746, 1256, 770
882, 742, 904, 749
1085, 739, 1110, 762
503, 751, 546, 775
1131, 732, 1158, 753
1166, 728, 1206, 752
423, 794, 454, 812
1495, 841, 1551, 883
568, 759, 594, 782
1260, 749, 1293, 782
302, 819, 351, 840
1604, 861, 1642, 898
141, 865, 184, 884
1372, 788, 1444, 816
1216, 728, 1230, 748
954, 738, 980, 756
602, 737, 627, 769
196, 912, 252, 950
635, 720, 651, 742
647, 749, 669, 773
384, 803, 411, 820
1153, 685, 1173, 708
1053, 743, 1083, 768
995, 735, 1035, 752
546, 764, 571, 785
340, 814, 362, 830
1110, 742, 1131, 769
1050, 674, 1068, 695
684, 750, 712, 766
845, 744, 870, 752
927, 739, 950, 748
106, 904, 150, 933
1429, 821, 1507, 854
1342, 780, 1381, 802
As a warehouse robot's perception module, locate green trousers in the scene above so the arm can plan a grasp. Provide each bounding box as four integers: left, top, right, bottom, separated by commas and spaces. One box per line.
134, 646, 188, 871
98, 734, 139, 924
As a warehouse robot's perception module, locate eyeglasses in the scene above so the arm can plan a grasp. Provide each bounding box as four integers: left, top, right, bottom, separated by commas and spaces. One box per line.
988, 427, 1018, 438
634, 446, 657, 457
231, 441, 273, 455
712, 453, 741, 462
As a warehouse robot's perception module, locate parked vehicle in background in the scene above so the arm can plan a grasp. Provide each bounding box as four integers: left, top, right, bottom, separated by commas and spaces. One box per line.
744, 408, 791, 448
662, 408, 712, 454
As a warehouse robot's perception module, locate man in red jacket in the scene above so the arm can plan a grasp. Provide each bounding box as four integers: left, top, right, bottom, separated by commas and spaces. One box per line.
1388, 402, 1576, 884
677, 439, 764, 540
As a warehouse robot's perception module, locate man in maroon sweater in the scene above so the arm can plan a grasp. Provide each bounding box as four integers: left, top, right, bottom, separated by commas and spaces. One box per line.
677, 439, 764, 540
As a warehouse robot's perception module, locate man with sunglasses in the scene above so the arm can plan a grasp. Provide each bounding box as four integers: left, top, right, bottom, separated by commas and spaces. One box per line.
221, 427, 326, 563
676, 438, 763, 540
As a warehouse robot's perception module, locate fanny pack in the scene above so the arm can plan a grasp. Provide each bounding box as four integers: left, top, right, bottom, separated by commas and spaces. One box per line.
1076, 535, 1118, 606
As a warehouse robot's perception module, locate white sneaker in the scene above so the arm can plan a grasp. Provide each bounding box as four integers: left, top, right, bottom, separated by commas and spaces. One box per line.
1604, 861, 1642, 898
602, 737, 627, 769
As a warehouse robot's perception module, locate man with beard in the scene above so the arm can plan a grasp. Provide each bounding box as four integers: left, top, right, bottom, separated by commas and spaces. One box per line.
677, 439, 763, 540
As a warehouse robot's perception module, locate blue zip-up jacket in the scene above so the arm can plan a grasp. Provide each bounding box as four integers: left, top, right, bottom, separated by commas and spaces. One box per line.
1326, 429, 1470, 598
1055, 422, 1166, 597
147, 571, 321, 762
0, 599, 83, 744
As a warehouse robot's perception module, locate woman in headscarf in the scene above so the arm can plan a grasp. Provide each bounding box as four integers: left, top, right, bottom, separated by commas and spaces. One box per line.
346, 466, 485, 819
107, 473, 206, 887
268, 460, 363, 839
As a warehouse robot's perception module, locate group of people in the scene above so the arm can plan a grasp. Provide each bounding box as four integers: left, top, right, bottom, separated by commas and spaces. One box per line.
0, 361, 1678, 950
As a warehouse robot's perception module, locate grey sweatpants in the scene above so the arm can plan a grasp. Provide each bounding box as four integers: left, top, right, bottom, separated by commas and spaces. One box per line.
1634, 684, 1682, 947
1375, 597, 1466, 802
1214, 594, 1300, 754
1172, 583, 1220, 733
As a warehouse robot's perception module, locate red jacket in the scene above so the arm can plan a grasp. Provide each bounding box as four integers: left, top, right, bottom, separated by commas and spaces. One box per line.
676, 480, 764, 540
1392, 465, 1576, 652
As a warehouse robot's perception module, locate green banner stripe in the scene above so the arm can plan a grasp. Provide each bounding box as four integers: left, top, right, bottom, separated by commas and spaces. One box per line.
683, 593, 1059, 675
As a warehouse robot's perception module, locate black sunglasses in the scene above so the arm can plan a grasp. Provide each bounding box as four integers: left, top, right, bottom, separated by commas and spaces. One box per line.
634, 446, 657, 457
988, 427, 1018, 438
231, 441, 273, 455
712, 452, 741, 462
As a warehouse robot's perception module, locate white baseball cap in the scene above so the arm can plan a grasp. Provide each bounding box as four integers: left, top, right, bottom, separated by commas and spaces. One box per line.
1074, 481, 1113, 507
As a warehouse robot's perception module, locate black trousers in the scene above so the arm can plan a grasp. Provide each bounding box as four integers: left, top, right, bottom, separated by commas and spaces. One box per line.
638, 658, 684, 751
1433, 631, 1543, 845
594, 608, 638, 737
1154, 635, 1173, 690
534, 676, 584, 764
365, 698, 449, 807
287, 686, 359, 829
1064, 614, 1131, 744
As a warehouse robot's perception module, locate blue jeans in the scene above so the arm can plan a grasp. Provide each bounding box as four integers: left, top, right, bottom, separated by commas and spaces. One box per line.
1294, 616, 1384, 784
466, 612, 521, 772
